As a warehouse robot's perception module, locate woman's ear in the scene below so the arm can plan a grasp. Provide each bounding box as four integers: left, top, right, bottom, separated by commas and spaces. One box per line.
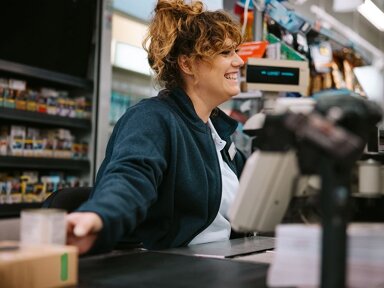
178, 55, 193, 76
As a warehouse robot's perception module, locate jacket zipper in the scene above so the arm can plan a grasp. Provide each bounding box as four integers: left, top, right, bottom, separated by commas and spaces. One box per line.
182, 127, 223, 245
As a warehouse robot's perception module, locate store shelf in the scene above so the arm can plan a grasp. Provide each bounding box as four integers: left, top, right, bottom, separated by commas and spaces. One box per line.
0, 156, 90, 171
0, 59, 93, 91
0, 203, 42, 218
0, 107, 91, 130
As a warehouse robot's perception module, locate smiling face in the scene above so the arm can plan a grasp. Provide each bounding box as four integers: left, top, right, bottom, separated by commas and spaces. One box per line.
186, 41, 244, 108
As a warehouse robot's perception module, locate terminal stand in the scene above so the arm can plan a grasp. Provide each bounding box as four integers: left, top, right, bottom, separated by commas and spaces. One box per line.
319, 157, 350, 288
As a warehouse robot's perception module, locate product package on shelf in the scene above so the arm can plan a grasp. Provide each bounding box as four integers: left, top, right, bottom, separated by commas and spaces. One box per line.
54, 129, 73, 159
0, 174, 12, 204
0, 171, 86, 204
0, 124, 88, 160
42, 129, 56, 158
24, 128, 39, 157
26, 90, 38, 111
4, 79, 26, 109
0, 125, 8, 155
43, 88, 59, 115
72, 141, 89, 160
0, 78, 8, 107
15, 89, 27, 110
75, 97, 87, 119
10, 125, 26, 156
0, 77, 91, 120
20, 171, 40, 203
57, 95, 70, 117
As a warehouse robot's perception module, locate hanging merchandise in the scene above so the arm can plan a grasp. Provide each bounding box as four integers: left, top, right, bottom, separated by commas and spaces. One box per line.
331, 48, 362, 91
265, 0, 308, 34
343, 60, 354, 91
233, 0, 255, 41
295, 33, 309, 54
242, 10, 255, 42
266, 33, 307, 61
235, 0, 254, 11
333, 48, 365, 92
309, 41, 333, 74
234, 0, 269, 41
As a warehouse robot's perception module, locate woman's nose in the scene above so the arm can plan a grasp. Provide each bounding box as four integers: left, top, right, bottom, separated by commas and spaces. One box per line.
233, 53, 244, 67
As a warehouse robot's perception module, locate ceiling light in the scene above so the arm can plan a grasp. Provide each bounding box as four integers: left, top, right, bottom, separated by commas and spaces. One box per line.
357, 0, 384, 31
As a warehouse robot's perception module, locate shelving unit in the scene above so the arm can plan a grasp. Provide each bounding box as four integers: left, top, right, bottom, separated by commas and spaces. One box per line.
0, 59, 93, 90
0, 59, 94, 176
0, 62, 94, 206
0, 0, 108, 211
0, 156, 90, 171
0, 107, 91, 130
0, 64, 94, 205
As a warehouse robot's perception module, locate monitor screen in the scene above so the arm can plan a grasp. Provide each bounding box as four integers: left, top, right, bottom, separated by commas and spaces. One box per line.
247, 65, 300, 85
0, 0, 97, 79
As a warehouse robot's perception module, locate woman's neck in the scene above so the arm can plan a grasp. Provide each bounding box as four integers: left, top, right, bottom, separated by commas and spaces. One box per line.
184, 87, 215, 123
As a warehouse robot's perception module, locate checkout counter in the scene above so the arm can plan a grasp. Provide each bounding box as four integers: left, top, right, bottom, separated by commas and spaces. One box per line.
78, 236, 274, 288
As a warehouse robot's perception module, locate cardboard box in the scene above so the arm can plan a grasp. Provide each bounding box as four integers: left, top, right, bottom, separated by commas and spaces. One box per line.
0, 241, 78, 288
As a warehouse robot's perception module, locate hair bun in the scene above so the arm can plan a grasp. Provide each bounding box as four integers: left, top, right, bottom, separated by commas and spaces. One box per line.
155, 0, 204, 16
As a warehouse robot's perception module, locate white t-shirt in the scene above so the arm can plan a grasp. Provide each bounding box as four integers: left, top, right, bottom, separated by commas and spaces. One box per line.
189, 119, 239, 245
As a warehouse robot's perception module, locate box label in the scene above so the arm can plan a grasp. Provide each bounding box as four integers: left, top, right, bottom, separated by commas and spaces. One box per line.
61, 253, 69, 281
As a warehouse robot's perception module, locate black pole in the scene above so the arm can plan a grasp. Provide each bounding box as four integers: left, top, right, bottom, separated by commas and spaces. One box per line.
320, 157, 350, 288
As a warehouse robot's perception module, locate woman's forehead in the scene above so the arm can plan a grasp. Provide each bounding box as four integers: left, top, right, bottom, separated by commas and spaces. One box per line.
222, 38, 239, 49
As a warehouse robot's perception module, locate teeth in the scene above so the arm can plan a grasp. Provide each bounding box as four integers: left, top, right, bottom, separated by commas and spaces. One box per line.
225, 73, 237, 80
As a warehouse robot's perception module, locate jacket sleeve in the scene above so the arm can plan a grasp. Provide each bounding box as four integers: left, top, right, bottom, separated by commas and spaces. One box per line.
77, 102, 170, 253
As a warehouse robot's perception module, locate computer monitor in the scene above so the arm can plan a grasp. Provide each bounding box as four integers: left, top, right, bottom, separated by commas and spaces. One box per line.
230, 59, 311, 233
246, 58, 310, 96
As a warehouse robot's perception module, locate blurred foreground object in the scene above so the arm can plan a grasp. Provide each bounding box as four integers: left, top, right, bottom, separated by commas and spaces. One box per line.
0, 241, 77, 288
230, 92, 382, 288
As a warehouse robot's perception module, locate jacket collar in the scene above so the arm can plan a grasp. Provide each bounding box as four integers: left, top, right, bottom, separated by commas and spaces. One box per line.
159, 87, 238, 138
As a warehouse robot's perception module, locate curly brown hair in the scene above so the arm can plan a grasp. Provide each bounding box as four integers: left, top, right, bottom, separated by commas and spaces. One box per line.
143, 0, 243, 89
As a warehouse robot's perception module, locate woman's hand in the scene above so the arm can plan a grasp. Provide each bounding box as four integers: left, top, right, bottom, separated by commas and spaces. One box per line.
66, 212, 103, 255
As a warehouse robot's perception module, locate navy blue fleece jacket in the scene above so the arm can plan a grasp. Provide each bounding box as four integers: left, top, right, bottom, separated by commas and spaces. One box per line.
77, 87, 246, 252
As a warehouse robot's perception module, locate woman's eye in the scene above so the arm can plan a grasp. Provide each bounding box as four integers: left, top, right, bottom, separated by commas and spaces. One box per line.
220, 49, 239, 56
220, 50, 231, 55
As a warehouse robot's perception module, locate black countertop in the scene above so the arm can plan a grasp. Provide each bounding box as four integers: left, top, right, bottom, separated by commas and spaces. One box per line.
78, 249, 269, 288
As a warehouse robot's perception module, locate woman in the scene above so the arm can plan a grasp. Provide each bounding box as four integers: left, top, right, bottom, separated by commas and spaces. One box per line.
67, 0, 245, 254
